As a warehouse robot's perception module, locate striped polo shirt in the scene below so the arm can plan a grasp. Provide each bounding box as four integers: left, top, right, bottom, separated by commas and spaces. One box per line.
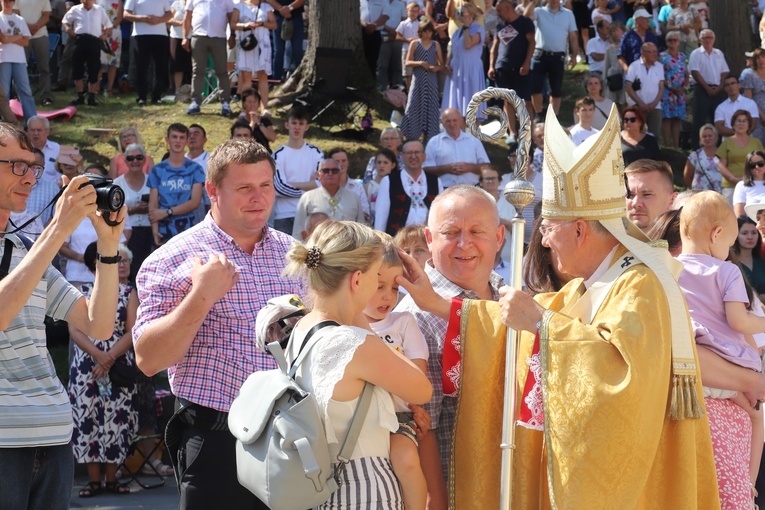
0, 234, 82, 447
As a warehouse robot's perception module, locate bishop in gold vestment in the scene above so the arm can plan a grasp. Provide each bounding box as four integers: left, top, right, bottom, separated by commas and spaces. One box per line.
451, 248, 720, 509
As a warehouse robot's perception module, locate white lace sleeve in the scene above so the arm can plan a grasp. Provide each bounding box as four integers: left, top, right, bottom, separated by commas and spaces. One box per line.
309, 326, 398, 443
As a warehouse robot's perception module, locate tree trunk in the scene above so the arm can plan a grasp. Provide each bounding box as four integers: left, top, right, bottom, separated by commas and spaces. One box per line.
271, 0, 371, 104
708, 2, 756, 76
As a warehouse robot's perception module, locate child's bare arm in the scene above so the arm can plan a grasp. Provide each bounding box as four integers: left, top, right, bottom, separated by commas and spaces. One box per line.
725, 301, 765, 335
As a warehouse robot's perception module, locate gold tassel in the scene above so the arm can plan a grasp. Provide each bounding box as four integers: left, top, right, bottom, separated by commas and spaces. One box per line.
683, 376, 693, 418
670, 375, 683, 420
687, 375, 704, 419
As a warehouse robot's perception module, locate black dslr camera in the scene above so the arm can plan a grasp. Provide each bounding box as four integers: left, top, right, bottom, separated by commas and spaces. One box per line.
79, 173, 125, 226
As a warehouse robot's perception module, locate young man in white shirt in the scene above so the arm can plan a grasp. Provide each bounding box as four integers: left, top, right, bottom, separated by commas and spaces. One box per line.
61, 0, 112, 106
714, 75, 760, 140
569, 96, 600, 146
123, 0, 172, 106
272, 105, 323, 235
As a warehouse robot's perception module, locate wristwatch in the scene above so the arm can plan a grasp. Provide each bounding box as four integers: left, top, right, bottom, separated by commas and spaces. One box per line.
96, 253, 122, 265
288, 4, 294, 11
166, 208, 173, 217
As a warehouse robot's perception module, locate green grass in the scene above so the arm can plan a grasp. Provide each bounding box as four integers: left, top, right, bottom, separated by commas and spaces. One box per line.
41, 65, 594, 180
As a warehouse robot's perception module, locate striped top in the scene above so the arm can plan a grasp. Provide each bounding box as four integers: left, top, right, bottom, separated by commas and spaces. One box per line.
0, 234, 82, 447
133, 214, 304, 412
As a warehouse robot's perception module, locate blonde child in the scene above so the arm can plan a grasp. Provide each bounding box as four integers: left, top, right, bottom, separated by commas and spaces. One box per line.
363, 237, 429, 510
393, 224, 430, 269
678, 191, 765, 507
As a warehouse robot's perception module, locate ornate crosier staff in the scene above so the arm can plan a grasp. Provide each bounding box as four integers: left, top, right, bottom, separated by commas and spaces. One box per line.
465, 88, 534, 510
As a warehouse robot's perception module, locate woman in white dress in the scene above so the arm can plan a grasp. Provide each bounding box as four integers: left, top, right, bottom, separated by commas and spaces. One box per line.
283, 220, 432, 509
230, 0, 276, 113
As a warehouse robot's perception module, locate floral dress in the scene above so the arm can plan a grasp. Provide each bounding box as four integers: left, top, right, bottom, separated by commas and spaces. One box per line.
659, 51, 687, 119
69, 283, 137, 464
687, 148, 722, 192
97, 0, 122, 67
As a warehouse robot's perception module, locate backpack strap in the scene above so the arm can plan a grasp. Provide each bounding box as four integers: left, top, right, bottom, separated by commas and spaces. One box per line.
288, 320, 340, 378
335, 382, 374, 468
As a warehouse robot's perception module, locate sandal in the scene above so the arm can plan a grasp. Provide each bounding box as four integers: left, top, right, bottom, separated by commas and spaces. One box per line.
104, 481, 130, 494
78, 481, 102, 498
141, 458, 174, 476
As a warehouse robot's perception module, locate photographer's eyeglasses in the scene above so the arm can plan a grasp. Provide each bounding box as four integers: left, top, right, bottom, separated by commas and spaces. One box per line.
0, 159, 44, 179
125, 155, 145, 162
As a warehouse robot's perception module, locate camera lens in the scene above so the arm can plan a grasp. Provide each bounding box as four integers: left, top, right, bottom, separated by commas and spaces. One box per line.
96, 185, 124, 212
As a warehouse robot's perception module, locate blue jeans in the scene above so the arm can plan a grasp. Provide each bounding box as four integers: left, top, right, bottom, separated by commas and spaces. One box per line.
0, 62, 37, 122
0, 443, 74, 510
272, 15, 304, 80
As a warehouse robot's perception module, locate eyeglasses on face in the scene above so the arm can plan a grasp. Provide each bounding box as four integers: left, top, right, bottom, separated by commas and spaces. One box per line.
539, 220, 575, 237
125, 154, 145, 162
751, 161, 765, 168
403, 150, 423, 156
0, 159, 44, 179
623, 116, 638, 123
319, 167, 340, 175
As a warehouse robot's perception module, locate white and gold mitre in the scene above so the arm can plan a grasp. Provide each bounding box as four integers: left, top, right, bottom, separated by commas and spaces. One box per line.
541, 103, 625, 220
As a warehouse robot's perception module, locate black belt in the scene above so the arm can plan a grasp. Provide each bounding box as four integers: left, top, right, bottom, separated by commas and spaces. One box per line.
176, 397, 230, 432
535, 50, 565, 57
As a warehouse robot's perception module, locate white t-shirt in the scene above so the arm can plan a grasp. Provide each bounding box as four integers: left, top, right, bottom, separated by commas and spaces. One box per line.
16, 0, 51, 39
65, 218, 129, 283
125, 0, 171, 36
0, 13, 31, 64
733, 180, 765, 208
569, 124, 600, 146
591, 9, 611, 24
714, 95, 760, 135
368, 311, 429, 412
272, 142, 324, 220
114, 173, 151, 227
169, 0, 185, 39
186, 0, 234, 38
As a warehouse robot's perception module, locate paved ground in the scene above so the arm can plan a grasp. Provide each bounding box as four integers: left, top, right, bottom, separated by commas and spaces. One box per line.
70, 474, 179, 510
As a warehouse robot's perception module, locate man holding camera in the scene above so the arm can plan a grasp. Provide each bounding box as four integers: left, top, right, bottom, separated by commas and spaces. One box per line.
0, 122, 126, 509
625, 42, 664, 141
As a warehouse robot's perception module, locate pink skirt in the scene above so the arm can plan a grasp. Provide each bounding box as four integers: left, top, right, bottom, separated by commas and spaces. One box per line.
706, 397, 752, 509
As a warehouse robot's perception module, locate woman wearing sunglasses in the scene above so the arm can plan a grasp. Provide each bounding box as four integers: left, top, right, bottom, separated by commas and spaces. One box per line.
620, 105, 661, 166
717, 109, 765, 205
113, 143, 151, 279
109, 126, 155, 179
733, 151, 765, 218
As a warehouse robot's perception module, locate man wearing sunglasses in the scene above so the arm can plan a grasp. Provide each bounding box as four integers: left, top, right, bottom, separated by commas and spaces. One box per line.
0, 122, 126, 509
291, 158, 365, 239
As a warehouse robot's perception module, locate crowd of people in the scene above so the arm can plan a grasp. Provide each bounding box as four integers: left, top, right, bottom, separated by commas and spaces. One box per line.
8, 1, 765, 510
